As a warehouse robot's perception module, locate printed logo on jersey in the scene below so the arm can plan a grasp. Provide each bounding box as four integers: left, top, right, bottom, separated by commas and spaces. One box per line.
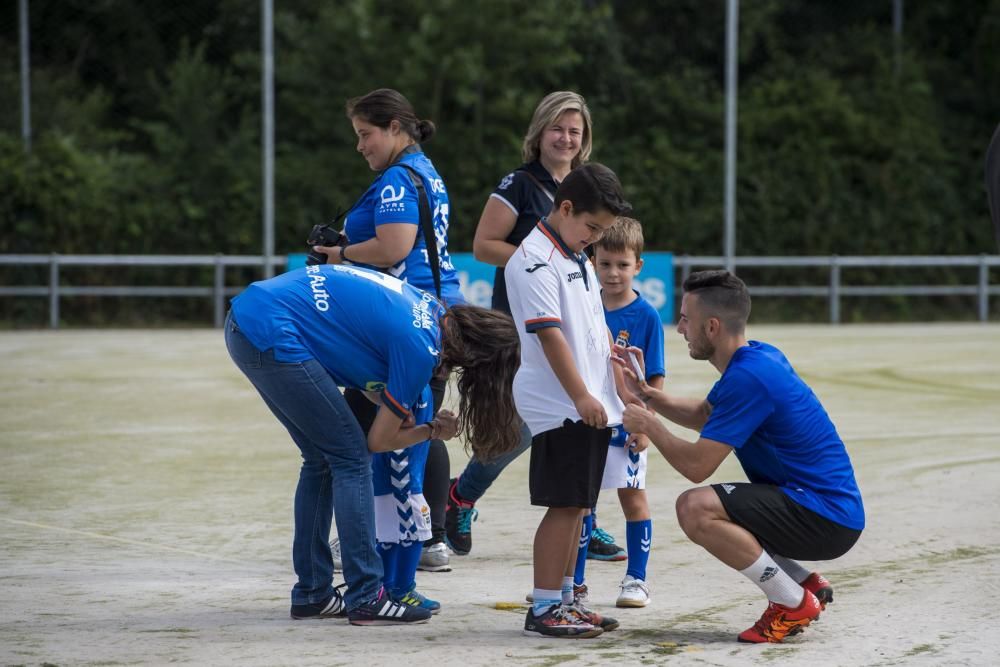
365, 381, 387, 392
430, 178, 445, 194
497, 172, 515, 190
721, 483, 736, 495
526, 263, 547, 273
615, 329, 631, 348
411, 292, 436, 329
379, 184, 408, 215
567, 270, 584, 283
305, 264, 330, 312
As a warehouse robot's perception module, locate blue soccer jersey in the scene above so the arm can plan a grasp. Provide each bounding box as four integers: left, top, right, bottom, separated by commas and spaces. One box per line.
230, 264, 443, 420
343, 148, 464, 305
605, 290, 665, 447
701, 341, 865, 530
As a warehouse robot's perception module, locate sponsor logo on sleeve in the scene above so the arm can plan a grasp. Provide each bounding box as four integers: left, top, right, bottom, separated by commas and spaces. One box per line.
378, 184, 408, 215
525, 263, 547, 273
497, 173, 514, 190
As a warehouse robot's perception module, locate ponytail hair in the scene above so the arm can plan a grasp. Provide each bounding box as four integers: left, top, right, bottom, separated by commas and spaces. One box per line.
346, 88, 435, 143
440, 305, 521, 461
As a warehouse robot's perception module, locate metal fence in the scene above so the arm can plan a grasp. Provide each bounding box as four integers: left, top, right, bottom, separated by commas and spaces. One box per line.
1, 253, 998, 328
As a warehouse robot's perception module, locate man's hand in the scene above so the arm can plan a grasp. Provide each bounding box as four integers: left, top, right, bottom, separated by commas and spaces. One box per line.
613, 345, 650, 400
574, 393, 608, 429
623, 403, 657, 436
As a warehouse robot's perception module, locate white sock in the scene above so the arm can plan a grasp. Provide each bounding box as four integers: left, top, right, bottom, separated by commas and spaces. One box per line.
561, 576, 575, 604
739, 551, 804, 608
532, 588, 562, 615
770, 554, 811, 583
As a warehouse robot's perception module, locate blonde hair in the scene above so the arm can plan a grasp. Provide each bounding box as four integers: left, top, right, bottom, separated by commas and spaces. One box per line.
521, 91, 593, 169
596, 216, 644, 260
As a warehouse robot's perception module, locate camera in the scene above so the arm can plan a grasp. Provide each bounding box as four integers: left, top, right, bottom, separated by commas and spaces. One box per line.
305, 224, 347, 265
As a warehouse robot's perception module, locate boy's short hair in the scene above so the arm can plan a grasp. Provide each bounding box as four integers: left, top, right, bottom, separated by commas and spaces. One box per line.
554, 163, 632, 217
595, 217, 644, 260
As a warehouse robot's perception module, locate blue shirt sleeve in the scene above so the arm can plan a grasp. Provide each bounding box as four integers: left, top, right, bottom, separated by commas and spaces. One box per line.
701, 367, 774, 448
374, 166, 421, 227
381, 330, 438, 420
641, 307, 665, 380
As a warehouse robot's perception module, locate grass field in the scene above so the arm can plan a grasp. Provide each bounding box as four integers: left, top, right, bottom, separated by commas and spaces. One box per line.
2, 324, 999, 666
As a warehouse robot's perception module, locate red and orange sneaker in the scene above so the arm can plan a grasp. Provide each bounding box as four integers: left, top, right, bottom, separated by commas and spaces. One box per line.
801, 572, 833, 610
737, 590, 821, 644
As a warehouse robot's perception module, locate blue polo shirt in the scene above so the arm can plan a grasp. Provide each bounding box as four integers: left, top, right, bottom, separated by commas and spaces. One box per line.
604, 290, 665, 447
343, 148, 464, 305
701, 341, 865, 530
230, 264, 443, 419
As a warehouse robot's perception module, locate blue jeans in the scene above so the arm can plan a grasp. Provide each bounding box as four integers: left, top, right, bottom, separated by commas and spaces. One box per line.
456, 419, 533, 502
224, 311, 382, 609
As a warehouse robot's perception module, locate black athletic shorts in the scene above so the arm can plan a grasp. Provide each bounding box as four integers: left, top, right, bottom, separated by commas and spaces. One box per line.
712, 483, 862, 561
530, 419, 611, 508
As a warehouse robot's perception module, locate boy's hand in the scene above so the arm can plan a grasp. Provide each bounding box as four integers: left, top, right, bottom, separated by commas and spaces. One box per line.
627, 432, 650, 453
574, 393, 608, 429
433, 409, 460, 441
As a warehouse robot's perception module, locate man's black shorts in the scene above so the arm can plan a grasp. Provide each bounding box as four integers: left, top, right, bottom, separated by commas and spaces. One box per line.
712, 483, 862, 561
530, 419, 611, 508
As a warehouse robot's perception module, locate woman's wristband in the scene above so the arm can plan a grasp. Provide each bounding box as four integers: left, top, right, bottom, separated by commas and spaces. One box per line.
427, 419, 439, 440
339, 245, 351, 263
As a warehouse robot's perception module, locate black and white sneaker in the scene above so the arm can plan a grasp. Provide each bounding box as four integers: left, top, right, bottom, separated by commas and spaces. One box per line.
290, 584, 347, 620
348, 587, 432, 626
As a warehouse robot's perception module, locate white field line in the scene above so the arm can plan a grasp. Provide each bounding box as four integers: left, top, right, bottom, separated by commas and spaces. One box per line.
1, 516, 261, 566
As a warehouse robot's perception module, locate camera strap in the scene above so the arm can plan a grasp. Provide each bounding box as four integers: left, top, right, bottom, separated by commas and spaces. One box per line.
389, 161, 442, 299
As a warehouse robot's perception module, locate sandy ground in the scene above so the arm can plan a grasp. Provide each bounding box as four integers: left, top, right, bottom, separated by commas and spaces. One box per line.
2, 323, 999, 666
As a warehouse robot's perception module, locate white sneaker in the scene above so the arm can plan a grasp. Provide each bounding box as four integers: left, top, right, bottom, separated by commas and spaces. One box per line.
616, 575, 650, 608
417, 541, 452, 572
330, 537, 342, 573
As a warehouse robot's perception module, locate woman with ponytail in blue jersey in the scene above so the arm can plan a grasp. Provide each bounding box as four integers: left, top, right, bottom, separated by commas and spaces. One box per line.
225, 264, 520, 625
311, 88, 461, 573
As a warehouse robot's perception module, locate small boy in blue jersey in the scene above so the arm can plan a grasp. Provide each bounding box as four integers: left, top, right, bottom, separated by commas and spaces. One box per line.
371, 384, 443, 614
573, 217, 664, 608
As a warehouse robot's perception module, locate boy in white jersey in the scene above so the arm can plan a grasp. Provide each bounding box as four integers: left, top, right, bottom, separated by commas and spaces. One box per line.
505, 163, 636, 638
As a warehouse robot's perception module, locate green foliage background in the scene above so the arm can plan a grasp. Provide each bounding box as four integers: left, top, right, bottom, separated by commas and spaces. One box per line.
0, 0, 997, 324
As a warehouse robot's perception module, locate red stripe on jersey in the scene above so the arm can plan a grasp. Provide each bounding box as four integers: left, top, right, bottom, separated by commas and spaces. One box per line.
381, 390, 411, 418
536, 223, 569, 258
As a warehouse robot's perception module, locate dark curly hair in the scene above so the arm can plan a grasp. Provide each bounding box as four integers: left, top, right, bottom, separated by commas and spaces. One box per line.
440, 305, 521, 462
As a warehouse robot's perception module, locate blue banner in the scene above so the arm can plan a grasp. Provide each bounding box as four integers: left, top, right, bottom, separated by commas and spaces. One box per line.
452, 252, 675, 324
287, 251, 675, 323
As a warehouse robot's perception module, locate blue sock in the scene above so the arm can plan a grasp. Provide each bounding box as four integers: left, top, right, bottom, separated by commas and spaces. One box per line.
390, 541, 424, 598
573, 514, 593, 585
378, 542, 398, 593
625, 519, 652, 581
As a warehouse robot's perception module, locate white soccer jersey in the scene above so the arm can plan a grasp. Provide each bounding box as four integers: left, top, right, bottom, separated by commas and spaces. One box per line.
506, 220, 624, 436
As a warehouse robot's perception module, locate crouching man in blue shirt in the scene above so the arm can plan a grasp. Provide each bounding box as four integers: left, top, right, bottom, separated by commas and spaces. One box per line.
621, 270, 864, 645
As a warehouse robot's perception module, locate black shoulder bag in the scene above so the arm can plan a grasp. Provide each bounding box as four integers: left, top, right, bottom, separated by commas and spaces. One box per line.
389, 162, 442, 299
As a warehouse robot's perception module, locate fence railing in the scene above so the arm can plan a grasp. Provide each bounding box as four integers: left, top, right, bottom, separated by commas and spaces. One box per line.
1, 253, 998, 328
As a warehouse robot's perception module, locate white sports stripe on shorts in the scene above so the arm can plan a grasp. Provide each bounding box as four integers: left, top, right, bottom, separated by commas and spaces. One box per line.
601, 445, 647, 490
373, 492, 432, 544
